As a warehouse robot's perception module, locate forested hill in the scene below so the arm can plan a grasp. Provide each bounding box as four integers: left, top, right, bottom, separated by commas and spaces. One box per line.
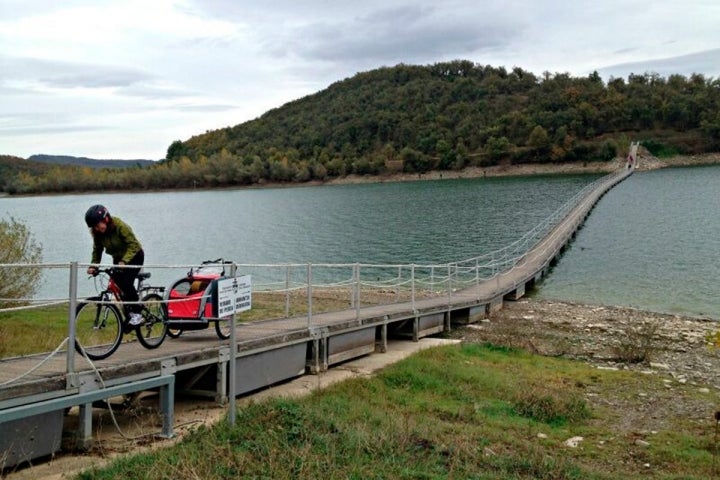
29, 154, 156, 169
5, 60, 720, 194
169, 61, 720, 173
0, 155, 50, 192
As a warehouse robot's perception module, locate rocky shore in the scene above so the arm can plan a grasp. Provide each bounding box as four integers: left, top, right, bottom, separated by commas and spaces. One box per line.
455, 298, 720, 389
321, 151, 720, 186
447, 298, 720, 430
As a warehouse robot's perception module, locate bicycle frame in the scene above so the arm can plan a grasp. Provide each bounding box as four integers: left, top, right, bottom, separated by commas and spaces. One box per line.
96, 270, 163, 319
74, 268, 169, 360
105, 276, 124, 304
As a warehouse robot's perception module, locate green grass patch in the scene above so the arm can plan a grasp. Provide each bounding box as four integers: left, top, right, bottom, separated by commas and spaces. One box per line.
0, 304, 70, 357
71, 343, 717, 479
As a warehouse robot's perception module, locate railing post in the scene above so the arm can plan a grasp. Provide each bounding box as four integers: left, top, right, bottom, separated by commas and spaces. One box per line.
396, 266, 401, 303
66, 261, 78, 381
350, 265, 356, 309
447, 263, 452, 307
228, 263, 237, 427
307, 263, 313, 327
354, 263, 360, 319
285, 265, 290, 318
475, 257, 480, 289
411, 264, 416, 311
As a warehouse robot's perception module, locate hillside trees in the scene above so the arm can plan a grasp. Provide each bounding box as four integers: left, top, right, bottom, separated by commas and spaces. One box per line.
4, 61, 720, 194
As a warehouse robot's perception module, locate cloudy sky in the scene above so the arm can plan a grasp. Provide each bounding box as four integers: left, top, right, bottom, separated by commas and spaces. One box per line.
1, 0, 719, 160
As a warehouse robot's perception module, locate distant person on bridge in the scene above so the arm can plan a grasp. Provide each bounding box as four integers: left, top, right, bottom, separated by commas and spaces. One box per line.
84, 204, 145, 326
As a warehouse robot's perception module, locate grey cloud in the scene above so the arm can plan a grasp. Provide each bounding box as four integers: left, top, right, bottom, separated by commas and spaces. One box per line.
39, 70, 152, 89
186, 1, 519, 66
361, 4, 430, 25
270, 4, 516, 65
597, 48, 720, 79
122, 84, 194, 100
183, 0, 341, 22
170, 34, 239, 51
612, 47, 637, 55
1, 55, 152, 89
173, 104, 240, 112
0, 84, 40, 96
0, 55, 200, 100
0, 122, 107, 136
0, 0, 95, 22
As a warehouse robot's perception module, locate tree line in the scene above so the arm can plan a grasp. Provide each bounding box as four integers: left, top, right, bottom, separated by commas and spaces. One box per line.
5, 60, 720, 194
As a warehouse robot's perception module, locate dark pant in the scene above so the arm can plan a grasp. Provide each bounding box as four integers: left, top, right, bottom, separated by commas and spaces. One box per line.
115, 250, 144, 315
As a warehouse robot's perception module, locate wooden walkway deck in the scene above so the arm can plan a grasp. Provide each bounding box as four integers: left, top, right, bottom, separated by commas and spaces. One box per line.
0, 165, 633, 465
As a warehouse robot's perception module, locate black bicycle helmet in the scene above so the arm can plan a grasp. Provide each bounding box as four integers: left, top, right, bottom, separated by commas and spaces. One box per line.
85, 204, 109, 228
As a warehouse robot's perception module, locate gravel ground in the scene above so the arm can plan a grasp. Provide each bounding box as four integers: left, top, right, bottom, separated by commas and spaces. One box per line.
447, 298, 720, 432
454, 298, 720, 386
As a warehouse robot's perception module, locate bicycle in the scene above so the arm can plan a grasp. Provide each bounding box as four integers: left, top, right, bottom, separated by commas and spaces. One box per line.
73, 268, 168, 360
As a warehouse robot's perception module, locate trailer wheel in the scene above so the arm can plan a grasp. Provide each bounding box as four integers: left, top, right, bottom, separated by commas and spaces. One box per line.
215, 319, 232, 339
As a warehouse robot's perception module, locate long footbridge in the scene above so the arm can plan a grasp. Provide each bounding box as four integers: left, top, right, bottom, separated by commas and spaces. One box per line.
0, 159, 635, 467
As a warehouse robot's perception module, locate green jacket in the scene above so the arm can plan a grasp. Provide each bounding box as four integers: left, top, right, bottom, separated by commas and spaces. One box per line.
91, 216, 143, 264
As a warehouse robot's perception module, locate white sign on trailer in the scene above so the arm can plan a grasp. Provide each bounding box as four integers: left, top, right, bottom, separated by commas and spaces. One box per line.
216, 275, 252, 317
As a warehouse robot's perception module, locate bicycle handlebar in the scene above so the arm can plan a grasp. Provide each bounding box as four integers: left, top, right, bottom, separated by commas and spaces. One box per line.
88, 267, 118, 278
88, 267, 108, 274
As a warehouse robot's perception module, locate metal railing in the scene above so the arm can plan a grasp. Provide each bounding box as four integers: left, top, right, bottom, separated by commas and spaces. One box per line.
0, 167, 629, 382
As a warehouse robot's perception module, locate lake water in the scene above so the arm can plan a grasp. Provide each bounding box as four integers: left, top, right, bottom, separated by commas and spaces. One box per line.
536, 165, 720, 318
1, 166, 718, 319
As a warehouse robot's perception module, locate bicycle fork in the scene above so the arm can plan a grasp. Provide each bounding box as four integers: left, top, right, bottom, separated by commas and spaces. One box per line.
93, 303, 110, 330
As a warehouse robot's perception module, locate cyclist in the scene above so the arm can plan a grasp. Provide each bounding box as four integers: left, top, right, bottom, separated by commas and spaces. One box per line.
84, 204, 145, 326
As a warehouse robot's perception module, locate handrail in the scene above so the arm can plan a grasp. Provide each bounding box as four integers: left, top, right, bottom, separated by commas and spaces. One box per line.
0, 169, 629, 311
0, 166, 632, 383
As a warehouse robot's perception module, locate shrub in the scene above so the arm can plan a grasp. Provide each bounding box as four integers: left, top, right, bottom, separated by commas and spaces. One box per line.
613, 321, 659, 364
513, 386, 590, 425
0, 217, 43, 308
642, 139, 682, 157
595, 139, 619, 161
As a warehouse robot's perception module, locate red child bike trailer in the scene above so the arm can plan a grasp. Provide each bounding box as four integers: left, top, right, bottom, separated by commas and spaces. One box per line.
164, 259, 234, 339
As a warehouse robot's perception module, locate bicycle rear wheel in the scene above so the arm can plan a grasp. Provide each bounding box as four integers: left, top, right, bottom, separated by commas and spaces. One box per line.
136, 293, 168, 349
74, 298, 123, 360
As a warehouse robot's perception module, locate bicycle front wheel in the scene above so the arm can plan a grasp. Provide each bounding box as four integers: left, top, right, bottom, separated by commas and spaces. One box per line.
74, 298, 123, 360
136, 293, 168, 349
